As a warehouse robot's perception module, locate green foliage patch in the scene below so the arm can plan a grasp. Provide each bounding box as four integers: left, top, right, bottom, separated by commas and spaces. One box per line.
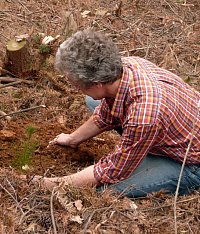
12, 124, 38, 170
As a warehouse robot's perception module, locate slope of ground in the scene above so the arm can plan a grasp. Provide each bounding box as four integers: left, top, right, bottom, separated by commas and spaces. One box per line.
0, 0, 200, 233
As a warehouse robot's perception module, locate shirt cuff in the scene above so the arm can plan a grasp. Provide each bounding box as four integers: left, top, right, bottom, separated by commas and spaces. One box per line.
93, 157, 120, 184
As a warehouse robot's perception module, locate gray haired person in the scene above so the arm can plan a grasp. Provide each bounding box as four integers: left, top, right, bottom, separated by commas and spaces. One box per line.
35, 29, 200, 198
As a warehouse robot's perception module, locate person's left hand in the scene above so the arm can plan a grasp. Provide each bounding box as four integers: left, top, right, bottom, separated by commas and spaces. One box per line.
25, 175, 66, 190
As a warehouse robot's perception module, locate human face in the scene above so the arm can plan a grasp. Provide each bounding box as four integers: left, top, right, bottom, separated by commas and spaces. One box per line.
80, 84, 105, 100
66, 76, 105, 100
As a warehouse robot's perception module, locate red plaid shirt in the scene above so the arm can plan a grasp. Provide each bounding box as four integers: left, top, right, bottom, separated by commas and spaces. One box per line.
93, 56, 200, 184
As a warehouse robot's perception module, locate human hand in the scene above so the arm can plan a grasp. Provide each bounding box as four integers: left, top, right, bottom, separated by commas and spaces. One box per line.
21, 174, 67, 190
30, 175, 63, 190
47, 133, 78, 148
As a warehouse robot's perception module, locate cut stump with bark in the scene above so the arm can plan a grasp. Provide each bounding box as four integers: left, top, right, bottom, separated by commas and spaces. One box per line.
5, 39, 33, 78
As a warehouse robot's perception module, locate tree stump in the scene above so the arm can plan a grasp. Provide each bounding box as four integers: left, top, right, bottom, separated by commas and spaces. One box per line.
5, 39, 33, 78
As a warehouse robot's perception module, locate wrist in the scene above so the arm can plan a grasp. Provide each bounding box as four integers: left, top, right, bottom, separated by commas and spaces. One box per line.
69, 133, 82, 147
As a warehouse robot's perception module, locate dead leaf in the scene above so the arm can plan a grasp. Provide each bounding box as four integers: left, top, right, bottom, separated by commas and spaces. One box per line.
15, 33, 29, 42
60, 212, 70, 226
70, 215, 83, 224
55, 189, 74, 212
24, 222, 37, 232
81, 10, 92, 18
65, 202, 76, 213
0, 130, 16, 140
130, 224, 140, 234
0, 111, 12, 121
74, 200, 83, 211
182, 76, 191, 84
113, 1, 122, 17
22, 164, 30, 171
42, 35, 60, 45
130, 201, 138, 210
121, 197, 138, 210
57, 115, 67, 127
95, 9, 108, 17
62, 11, 78, 37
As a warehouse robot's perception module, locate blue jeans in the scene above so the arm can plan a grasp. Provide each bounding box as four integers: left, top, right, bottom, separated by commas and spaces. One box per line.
86, 96, 123, 134
86, 96, 101, 112
86, 96, 200, 197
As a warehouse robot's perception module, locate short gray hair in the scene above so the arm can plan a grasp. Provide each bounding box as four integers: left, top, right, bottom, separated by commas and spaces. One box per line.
55, 29, 122, 88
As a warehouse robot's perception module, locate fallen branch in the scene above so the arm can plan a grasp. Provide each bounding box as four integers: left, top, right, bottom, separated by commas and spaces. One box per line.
0, 67, 16, 76
141, 195, 200, 212
0, 110, 12, 121
50, 187, 57, 234
0, 76, 29, 83
181, 4, 194, 7
0, 105, 46, 119
0, 182, 24, 215
83, 206, 112, 232
0, 79, 33, 89
19, 204, 40, 225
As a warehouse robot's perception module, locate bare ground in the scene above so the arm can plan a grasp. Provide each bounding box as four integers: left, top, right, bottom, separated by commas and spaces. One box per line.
0, 0, 200, 233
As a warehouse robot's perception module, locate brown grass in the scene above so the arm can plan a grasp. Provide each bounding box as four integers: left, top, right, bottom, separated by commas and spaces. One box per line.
0, 0, 200, 233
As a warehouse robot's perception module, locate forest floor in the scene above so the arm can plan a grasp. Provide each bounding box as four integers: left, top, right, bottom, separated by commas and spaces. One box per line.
0, 0, 200, 233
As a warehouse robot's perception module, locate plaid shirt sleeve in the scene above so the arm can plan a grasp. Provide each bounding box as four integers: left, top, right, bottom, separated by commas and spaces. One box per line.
92, 56, 200, 184
92, 98, 121, 131
94, 122, 160, 184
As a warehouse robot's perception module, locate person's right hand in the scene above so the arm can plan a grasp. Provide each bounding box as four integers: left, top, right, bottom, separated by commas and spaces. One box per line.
47, 133, 78, 148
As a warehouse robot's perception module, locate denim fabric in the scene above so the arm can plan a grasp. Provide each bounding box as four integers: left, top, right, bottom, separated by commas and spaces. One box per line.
85, 96, 200, 197
85, 96, 123, 135
85, 96, 101, 112
97, 155, 200, 197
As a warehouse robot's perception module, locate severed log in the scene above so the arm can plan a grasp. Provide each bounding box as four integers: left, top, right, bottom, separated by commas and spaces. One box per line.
5, 39, 33, 78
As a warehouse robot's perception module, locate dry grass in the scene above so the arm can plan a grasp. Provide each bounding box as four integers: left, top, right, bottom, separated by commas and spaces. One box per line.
0, 0, 200, 233
0, 169, 200, 233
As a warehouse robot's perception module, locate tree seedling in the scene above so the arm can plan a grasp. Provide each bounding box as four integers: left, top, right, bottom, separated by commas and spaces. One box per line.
39, 44, 50, 54
12, 124, 38, 171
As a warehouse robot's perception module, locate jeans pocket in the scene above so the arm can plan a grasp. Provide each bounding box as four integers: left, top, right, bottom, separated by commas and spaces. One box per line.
186, 164, 200, 189
190, 164, 200, 173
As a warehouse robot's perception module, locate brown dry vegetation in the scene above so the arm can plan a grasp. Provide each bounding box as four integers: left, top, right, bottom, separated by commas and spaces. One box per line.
0, 0, 200, 233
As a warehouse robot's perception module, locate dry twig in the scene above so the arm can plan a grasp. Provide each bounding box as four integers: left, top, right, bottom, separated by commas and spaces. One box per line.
0, 182, 24, 215
174, 100, 200, 234
0, 110, 12, 121
142, 195, 200, 212
0, 79, 32, 89
0, 104, 46, 119
50, 186, 57, 234
83, 206, 112, 232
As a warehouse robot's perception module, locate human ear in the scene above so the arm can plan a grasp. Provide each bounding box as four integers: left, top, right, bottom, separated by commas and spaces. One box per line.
95, 82, 103, 88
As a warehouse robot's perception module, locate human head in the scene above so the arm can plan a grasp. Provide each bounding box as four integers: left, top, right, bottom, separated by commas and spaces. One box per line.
55, 29, 122, 89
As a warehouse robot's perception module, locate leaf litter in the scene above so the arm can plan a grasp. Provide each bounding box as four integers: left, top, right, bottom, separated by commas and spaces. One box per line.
0, 0, 200, 233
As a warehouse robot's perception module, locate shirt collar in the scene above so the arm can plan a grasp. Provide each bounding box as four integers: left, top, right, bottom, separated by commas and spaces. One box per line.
110, 60, 134, 119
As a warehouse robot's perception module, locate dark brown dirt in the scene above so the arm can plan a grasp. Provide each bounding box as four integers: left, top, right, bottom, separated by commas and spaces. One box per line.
0, 0, 200, 233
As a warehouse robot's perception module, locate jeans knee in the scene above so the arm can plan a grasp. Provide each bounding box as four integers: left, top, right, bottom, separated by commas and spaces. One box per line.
85, 96, 100, 113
